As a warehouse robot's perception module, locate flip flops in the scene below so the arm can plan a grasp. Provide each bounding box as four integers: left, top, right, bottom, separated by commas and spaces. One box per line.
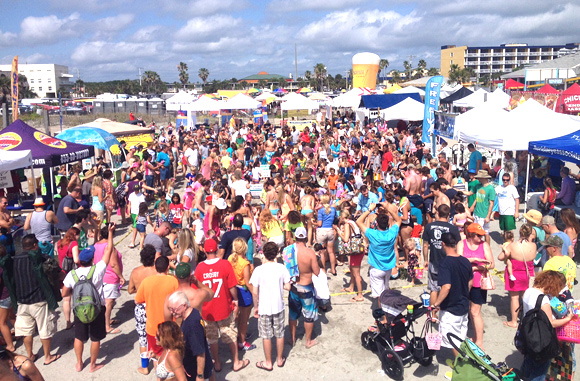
256, 361, 273, 371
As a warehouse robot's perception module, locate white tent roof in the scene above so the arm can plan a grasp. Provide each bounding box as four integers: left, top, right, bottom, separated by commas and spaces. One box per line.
455, 103, 510, 148
452, 88, 489, 108
440, 84, 463, 98
281, 93, 320, 110
280, 92, 304, 101
187, 96, 221, 112
219, 93, 261, 110
255, 92, 275, 101
75, 118, 152, 137
0, 149, 33, 172
332, 91, 361, 108
394, 86, 425, 97
166, 92, 196, 111
379, 97, 424, 121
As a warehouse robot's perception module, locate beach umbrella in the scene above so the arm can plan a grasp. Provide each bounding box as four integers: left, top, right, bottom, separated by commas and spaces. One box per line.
247, 88, 260, 94
297, 87, 313, 93
274, 88, 287, 94
56, 127, 120, 151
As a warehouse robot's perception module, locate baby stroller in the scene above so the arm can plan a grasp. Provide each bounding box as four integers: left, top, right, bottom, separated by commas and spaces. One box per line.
361, 290, 436, 380
447, 333, 524, 381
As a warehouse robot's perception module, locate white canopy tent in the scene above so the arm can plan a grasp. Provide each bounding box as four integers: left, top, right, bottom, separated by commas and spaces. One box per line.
452, 88, 489, 108
219, 93, 261, 110
188, 96, 221, 112
331, 87, 372, 108
440, 83, 463, 98
379, 97, 425, 121
166, 92, 196, 111
281, 93, 320, 111
0, 149, 36, 197
394, 86, 425, 97
455, 102, 510, 148
255, 92, 275, 101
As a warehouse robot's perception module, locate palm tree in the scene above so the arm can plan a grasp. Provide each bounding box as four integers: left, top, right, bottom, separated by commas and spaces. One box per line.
391, 70, 402, 84
447, 64, 462, 85
304, 70, 312, 87
198, 68, 210, 85
142, 70, 162, 93
403, 61, 412, 80
379, 58, 389, 81
427, 67, 440, 76
313, 63, 326, 91
177, 62, 189, 89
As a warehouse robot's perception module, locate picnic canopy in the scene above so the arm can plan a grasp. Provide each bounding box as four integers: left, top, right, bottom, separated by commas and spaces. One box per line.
379, 97, 424, 121
455, 102, 510, 148
440, 86, 473, 103
359, 93, 422, 109
219, 93, 261, 110
56, 127, 120, 151
0, 120, 94, 168
440, 83, 464, 98
536, 84, 559, 94
0, 149, 32, 172
394, 86, 425, 97
188, 96, 221, 112
558, 83, 580, 114
529, 128, 580, 165
166, 91, 196, 111
505, 79, 525, 89
75, 118, 152, 137
452, 88, 489, 108
281, 93, 319, 111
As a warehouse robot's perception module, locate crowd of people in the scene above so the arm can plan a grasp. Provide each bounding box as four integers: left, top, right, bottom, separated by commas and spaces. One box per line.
0, 113, 578, 380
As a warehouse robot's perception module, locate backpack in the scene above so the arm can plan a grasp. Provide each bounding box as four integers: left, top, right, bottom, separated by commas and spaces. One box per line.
514, 294, 560, 363
574, 233, 580, 265
71, 266, 102, 324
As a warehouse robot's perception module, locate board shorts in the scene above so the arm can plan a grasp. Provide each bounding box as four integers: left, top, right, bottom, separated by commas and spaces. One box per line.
135, 303, 147, 348
205, 312, 237, 345
427, 262, 441, 292
499, 214, 516, 231
289, 283, 318, 323
440, 310, 468, 349
258, 310, 285, 339
473, 216, 490, 234
369, 266, 392, 297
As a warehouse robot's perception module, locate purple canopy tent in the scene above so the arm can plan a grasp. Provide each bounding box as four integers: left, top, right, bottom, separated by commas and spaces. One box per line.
0, 120, 94, 168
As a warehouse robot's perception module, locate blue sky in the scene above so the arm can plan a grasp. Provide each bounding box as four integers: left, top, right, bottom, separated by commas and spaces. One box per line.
0, 0, 578, 83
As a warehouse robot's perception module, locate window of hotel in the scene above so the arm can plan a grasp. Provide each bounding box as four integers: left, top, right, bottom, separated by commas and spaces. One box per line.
30, 79, 34, 83
30, 87, 34, 91
39, 87, 42, 91
450, 52, 454, 57
48, 86, 52, 91
450, 60, 453, 65
38, 79, 41, 83
48, 79, 51, 83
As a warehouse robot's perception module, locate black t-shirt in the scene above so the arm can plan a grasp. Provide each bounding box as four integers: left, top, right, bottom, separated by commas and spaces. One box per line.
421, 221, 461, 276
438, 255, 473, 316
182, 308, 213, 380
218, 229, 251, 260
244, 147, 253, 161
444, 188, 458, 216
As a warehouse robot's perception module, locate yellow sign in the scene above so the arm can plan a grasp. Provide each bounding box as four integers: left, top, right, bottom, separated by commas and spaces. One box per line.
352, 52, 380, 89
287, 120, 312, 131
34, 131, 67, 149
11, 56, 18, 122
110, 133, 153, 155
0, 132, 22, 150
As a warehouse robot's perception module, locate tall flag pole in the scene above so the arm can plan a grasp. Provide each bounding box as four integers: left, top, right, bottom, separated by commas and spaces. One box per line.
11, 56, 18, 122
422, 75, 444, 152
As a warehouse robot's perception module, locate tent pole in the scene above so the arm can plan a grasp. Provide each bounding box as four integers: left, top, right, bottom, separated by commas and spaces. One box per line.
523, 153, 531, 215
30, 163, 37, 199
49, 167, 54, 199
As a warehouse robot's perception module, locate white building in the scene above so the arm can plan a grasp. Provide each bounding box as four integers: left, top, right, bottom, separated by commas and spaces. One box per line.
0, 63, 74, 98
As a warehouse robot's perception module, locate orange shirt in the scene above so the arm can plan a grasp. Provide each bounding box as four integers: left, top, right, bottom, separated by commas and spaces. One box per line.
135, 274, 178, 336
328, 174, 338, 190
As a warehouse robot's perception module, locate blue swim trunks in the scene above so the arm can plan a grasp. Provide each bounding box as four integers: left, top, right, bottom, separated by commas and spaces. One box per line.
265, 150, 274, 162
289, 283, 318, 323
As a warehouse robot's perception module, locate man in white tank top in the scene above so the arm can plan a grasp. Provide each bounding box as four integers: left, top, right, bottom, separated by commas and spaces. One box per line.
23, 197, 58, 256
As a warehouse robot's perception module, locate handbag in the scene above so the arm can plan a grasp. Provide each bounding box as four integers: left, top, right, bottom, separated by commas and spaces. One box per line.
61, 242, 75, 273
480, 270, 495, 290
424, 319, 442, 350
236, 285, 253, 307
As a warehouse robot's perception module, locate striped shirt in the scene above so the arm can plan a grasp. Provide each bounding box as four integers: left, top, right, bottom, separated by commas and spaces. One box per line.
13, 253, 44, 305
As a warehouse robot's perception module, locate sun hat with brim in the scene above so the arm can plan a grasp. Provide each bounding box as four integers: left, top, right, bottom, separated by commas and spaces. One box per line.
214, 198, 227, 210
523, 209, 542, 225
541, 235, 563, 248
474, 170, 491, 179
121, 162, 130, 169
33, 197, 45, 206
467, 223, 486, 235
84, 168, 97, 178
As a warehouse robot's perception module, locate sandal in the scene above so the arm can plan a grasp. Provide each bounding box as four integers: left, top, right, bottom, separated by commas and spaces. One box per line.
256, 361, 273, 372
350, 297, 364, 302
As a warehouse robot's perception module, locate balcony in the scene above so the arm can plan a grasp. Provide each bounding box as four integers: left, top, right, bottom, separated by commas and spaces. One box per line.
516, 52, 528, 56
529, 60, 541, 64
492, 53, 503, 57
479, 69, 491, 74
529, 52, 541, 56
504, 60, 517, 64
465, 53, 479, 57
480, 53, 492, 57
505, 52, 516, 56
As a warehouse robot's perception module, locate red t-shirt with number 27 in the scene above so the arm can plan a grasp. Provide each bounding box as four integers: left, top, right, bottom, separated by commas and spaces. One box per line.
194, 258, 237, 322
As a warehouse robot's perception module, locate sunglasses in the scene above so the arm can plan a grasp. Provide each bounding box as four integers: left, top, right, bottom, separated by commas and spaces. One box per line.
502, 179, 510, 182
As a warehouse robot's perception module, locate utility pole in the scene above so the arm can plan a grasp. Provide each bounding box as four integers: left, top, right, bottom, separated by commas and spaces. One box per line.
295, 43, 298, 85
76, 68, 81, 96
138, 67, 143, 86
345, 69, 349, 89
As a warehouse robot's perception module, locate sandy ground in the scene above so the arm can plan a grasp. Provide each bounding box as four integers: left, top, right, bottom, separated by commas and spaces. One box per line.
14, 178, 580, 381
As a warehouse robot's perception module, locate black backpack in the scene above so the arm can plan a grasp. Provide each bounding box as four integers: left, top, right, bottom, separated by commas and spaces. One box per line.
573, 232, 580, 265
514, 294, 560, 363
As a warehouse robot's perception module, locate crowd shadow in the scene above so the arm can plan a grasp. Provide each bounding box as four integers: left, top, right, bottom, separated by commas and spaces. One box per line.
489, 231, 504, 245
488, 293, 511, 322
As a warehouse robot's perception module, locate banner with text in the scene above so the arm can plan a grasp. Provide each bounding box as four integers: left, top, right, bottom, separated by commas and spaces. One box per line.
11, 56, 18, 122
422, 75, 444, 144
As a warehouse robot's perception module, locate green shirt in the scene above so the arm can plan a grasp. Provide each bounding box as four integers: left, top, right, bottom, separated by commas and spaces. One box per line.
468, 179, 481, 209
474, 184, 496, 219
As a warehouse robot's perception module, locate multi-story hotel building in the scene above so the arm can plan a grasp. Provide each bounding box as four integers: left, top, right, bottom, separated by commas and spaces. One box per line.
0, 63, 74, 98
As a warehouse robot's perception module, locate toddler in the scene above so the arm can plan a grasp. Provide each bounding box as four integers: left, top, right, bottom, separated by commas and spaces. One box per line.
191, 210, 204, 244
134, 202, 152, 250
404, 238, 421, 285
502, 231, 517, 282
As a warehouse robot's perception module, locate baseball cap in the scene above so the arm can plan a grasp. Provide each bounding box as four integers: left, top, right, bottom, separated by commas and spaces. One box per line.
541, 235, 563, 248
468, 169, 476, 174
467, 223, 486, 236
79, 246, 95, 262
175, 262, 192, 279
133, 183, 141, 191
204, 239, 218, 253
540, 215, 555, 226
295, 227, 307, 239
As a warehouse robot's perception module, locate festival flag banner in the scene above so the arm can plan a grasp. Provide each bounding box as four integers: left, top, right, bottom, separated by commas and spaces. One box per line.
11, 56, 18, 122
422, 75, 444, 144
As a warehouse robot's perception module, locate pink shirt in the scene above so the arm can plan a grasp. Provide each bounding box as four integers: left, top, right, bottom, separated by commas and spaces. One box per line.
93, 241, 123, 284
461, 239, 485, 288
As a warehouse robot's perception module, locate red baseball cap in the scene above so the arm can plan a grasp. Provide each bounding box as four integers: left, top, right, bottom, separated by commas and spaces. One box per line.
204, 239, 218, 253
467, 223, 486, 235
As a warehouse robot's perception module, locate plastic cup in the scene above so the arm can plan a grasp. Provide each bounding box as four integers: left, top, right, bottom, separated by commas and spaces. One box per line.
140, 352, 149, 369
421, 292, 430, 308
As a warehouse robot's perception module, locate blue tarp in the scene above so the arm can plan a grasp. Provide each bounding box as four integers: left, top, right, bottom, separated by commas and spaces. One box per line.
528, 130, 580, 164
359, 93, 422, 109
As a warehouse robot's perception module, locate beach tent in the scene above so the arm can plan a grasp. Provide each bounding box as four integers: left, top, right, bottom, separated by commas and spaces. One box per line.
455, 102, 510, 148
297, 87, 313, 94
394, 86, 425, 97
529, 128, 580, 165
56, 127, 120, 151
273, 88, 287, 94
166, 91, 196, 111
536, 84, 559, 94
255, 92, 275, 101
440, 83, 463, 99
0, 149, 32, 172
281, 93, 319, 110
384, 84, 402, 94
188, 96, 221, 112
488, 88, 511, 108
505, 79, 525, 89
308, 92, 330, 101
219, 93, 261, 110
558, 83, 580, 114
359, 93, 422, 109
379, 97, 425, 121
0, 120, 94, 168
452, 88, 489, 108
440, 86, 473, 104
75, 118, 152, 137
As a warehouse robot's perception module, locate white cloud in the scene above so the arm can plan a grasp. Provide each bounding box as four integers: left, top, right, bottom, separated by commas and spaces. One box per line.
71, 41, 161, 64
130, 26, 165, 42
93, 14, 135, 37
48, 0, 127, 12
161, 0, 249, 18
21, 53, 49, 64
0, 30, 17, 47
268, 0, 364, 12
174, 15, 242, 40
20, 13, 81, 45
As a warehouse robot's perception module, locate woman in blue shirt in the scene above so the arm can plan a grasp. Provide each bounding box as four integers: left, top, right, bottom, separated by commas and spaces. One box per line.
316, 195, 338, 275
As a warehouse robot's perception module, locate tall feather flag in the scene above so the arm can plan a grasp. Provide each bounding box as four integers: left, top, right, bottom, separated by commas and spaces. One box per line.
422, 75, 444, 144
11, 56, 18, 122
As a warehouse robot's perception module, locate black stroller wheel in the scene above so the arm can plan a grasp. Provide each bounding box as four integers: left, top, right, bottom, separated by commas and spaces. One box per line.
417, 356, 433, 367
361, 331, 377, 353
380, 348, 404, 380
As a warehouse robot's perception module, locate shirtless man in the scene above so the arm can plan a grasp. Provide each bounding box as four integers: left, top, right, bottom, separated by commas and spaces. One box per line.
194, 179, 211, 218
265, 134, 277, 162
405, 164, 422, 196
288, 227, 321, 348
430, 182, 450, 211
300, 186, 316, 246
0, 196, 15, 255
163, 262, 214, 322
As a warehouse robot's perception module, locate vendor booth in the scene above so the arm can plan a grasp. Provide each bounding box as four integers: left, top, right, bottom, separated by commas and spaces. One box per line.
379, 97, 424, 121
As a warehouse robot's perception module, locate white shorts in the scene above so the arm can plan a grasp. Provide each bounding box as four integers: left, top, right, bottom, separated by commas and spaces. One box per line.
369, 266, 392, 297
440, 310, 468, 348
103, 283, 121, 300
473, 216, 490, 234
